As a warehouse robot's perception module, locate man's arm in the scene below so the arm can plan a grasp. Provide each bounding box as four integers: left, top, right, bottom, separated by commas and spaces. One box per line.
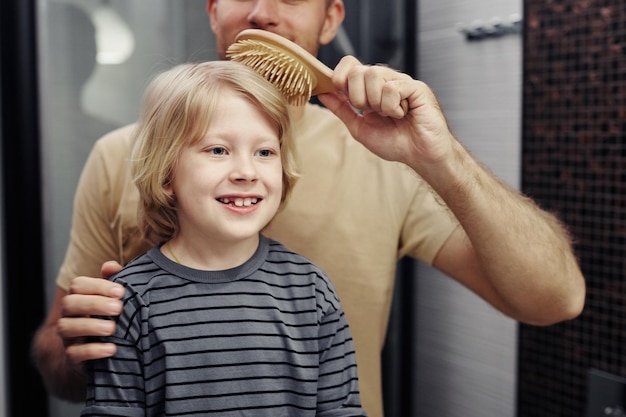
319, 56, 585, 325
31, 263, 124, 402
428, 146, 584, 325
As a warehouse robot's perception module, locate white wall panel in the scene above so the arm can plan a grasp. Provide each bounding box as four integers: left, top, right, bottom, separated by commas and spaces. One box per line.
415, 1, 522, 416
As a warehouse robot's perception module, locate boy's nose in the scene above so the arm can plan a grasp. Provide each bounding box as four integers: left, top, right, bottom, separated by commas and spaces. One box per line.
230, 157, 259, 182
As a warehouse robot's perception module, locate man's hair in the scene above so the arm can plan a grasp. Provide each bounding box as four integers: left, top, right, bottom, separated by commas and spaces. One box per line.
130, 60, 299, 242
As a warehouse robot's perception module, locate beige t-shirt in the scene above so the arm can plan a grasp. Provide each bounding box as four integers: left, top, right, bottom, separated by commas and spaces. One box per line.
58, 103, 458, 417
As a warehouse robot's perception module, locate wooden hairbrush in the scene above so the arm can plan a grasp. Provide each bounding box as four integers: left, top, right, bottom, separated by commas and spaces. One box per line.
227, 29, 409, 115
226, 29, 334, 106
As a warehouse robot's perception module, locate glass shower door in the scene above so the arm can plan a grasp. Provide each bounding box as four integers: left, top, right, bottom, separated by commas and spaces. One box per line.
36, 1, 216, 415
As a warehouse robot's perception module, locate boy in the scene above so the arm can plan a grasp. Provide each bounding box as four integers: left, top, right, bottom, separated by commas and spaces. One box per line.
81, 60, 366, 416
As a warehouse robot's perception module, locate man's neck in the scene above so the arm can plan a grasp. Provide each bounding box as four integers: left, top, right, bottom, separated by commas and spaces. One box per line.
288, 103, 306, 121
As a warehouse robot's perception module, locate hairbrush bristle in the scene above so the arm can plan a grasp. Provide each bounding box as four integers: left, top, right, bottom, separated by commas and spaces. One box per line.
227, 39, 315, 106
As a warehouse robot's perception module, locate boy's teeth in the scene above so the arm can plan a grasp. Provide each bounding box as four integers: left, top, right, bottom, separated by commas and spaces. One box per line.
222, 198, 258, 207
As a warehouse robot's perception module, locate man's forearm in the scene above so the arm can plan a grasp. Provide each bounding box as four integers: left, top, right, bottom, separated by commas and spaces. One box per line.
422, 140, 585, 324
31, 323, 87, 402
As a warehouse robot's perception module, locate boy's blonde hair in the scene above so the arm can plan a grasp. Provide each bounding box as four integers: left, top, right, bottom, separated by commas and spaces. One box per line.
131, 60, 299, 243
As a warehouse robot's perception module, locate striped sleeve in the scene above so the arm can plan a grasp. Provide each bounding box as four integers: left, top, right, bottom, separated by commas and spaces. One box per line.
315, 275, 367, 417
82, 284, 149, 417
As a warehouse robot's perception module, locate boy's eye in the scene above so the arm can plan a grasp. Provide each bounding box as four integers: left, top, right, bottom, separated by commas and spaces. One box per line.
256, 149, 274, 157
209, 147, 227, 156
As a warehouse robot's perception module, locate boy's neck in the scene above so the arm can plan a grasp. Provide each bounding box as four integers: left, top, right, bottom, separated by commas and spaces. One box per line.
164, 234, 260, 270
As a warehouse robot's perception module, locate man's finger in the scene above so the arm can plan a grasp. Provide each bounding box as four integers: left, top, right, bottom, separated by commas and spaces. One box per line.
69, 276, 124, 298
101, 260, 123, 280
57, 316, 117, 339
66, 342, 117, 365
61, 294, 123, 318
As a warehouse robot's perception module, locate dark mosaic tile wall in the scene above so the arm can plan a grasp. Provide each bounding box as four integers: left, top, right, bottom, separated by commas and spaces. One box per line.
519, 1, 626, 415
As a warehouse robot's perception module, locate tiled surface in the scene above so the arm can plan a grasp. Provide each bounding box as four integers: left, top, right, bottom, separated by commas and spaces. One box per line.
520, 1, 626, 415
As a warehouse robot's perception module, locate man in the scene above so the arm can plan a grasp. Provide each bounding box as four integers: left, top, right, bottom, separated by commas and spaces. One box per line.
32, 1, 586, 416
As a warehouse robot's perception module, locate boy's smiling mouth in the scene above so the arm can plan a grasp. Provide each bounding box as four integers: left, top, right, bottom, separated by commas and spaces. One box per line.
217, 197, 260, 207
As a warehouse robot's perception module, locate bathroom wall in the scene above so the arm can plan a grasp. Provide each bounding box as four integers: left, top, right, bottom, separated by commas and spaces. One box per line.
413, 0, 522, 416
519, 2, 626, 415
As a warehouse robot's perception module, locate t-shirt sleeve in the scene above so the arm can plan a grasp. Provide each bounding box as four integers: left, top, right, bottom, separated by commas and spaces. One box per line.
82, 286, 146, 417
399, 177, 460, 264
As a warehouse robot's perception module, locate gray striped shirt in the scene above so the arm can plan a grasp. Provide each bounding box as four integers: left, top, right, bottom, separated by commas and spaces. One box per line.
82, 235, 366, 417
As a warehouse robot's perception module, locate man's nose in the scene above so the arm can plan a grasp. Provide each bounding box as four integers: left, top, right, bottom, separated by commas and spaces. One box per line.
247, 0, 279, 29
